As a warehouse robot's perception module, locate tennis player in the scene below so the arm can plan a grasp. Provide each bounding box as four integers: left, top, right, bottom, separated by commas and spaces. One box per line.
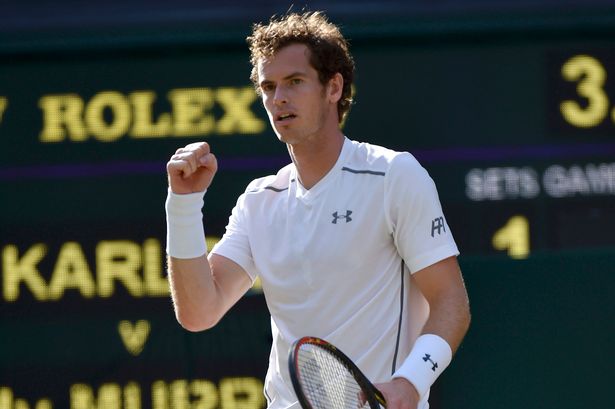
165, 11, 470, 409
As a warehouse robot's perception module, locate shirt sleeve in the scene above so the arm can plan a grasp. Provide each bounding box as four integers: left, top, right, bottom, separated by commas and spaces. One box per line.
384, 153, 459, 274
210, 191, 258, 283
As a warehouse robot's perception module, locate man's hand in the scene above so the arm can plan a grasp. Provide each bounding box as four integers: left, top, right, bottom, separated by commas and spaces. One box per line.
374, 378, 419, 409
166, 142, 218, 194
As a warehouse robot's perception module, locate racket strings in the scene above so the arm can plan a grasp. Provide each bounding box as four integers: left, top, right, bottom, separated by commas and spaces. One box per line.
297, 345, 370, 409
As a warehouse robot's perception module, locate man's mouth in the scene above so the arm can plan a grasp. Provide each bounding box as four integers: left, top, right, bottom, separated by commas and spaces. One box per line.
276, 113, 297, 122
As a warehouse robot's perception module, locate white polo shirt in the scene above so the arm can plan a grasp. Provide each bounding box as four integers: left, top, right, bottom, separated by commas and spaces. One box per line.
211, 138, 458, 409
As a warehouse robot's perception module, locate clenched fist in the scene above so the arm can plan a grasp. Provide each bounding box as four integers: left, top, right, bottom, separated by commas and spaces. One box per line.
166, 142, 218, 194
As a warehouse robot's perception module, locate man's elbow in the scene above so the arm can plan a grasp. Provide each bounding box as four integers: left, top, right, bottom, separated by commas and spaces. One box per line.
459, 297, 472, 336
175, 310, 220, 332
463, 304, 471, 332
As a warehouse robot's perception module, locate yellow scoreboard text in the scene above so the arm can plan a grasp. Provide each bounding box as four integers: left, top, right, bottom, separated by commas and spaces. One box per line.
36, 87, 266, 142
0, 377, 266, 409
2, 239, 168, 302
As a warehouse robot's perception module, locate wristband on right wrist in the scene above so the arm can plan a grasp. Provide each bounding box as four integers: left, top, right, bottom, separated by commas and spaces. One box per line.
165, 188, 207, 259
392, 334, 452, 399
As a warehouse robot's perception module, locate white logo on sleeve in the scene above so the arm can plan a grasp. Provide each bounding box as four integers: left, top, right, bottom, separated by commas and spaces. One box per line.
431, 216, 446, 237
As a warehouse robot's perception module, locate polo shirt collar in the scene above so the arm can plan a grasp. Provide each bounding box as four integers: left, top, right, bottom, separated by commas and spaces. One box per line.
294, 137, 352, 202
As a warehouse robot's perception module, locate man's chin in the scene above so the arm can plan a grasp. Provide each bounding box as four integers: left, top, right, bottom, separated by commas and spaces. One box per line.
275, 131, 294, 144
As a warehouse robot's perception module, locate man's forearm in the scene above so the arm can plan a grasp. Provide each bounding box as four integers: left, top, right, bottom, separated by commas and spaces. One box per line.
420, 288, 471, 354
167, 254, 221, 331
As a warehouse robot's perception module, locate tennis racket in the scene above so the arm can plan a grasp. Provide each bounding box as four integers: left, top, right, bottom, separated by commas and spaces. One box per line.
288, 336, 387, 409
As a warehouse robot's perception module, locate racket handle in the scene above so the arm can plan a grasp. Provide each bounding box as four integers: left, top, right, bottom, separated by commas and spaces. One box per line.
374, 388, 387, 407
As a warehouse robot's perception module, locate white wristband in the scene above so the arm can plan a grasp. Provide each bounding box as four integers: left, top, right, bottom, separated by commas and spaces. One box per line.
393, 334, 452, 399
165, 188, 207, 259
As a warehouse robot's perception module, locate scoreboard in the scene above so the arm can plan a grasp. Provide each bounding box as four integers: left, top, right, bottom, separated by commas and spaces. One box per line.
1, 44, 278, 409
348, 46, 615, 257
1, 12, 615, 409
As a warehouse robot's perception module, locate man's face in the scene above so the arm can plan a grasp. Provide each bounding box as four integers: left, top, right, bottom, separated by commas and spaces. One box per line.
257, 43, 335, 145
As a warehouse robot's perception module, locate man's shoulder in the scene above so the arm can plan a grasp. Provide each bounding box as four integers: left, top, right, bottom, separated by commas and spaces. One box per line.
346, 139, 419, 175
244, 163, 294, 194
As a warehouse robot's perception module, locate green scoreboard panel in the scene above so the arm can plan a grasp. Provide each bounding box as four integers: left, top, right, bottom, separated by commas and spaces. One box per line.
348, 44, 615, 258
1, 45, 278, 409
1, 20, 614, 409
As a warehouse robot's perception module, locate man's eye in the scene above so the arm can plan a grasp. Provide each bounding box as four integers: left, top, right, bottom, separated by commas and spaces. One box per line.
290, 78, 302, 85
261, 84, 274, 92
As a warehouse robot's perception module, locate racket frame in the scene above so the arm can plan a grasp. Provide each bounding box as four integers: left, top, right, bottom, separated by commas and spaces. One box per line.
288, 336, 386, 409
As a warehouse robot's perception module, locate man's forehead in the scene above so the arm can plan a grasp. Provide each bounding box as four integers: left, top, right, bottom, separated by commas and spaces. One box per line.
256, 44, 313, 79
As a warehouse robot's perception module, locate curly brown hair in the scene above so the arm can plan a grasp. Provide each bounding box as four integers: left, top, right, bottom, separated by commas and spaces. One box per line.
247, 11, 355, 123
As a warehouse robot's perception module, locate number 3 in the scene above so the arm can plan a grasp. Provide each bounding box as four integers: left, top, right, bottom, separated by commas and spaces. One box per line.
0, 97, 7, 124
560, 54, 609, 128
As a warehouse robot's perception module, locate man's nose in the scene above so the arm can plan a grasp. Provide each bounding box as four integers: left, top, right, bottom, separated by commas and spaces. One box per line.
273, 87, 288, 105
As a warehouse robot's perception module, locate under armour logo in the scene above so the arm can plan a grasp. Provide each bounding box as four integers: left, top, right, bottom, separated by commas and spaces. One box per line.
332, 210, 353, 224
423, 353, 438, 372
431, 216, 446, 237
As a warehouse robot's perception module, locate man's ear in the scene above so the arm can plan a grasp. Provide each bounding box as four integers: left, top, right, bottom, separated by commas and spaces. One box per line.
328, 73, 344, 104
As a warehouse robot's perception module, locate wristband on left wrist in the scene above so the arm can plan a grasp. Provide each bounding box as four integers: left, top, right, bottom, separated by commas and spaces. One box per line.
392, 334, 452, 400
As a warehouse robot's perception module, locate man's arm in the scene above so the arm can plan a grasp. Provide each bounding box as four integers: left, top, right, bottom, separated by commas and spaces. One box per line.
413, 256, 471, 353
375, 256, 470, 409
165, 141, 253, 331
168, 253, 253, 331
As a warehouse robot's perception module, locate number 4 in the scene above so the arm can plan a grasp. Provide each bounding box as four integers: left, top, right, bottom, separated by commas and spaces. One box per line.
492, 215, 530, 259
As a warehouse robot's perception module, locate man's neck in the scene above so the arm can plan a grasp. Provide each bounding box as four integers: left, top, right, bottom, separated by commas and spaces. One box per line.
289, 131, 345, 190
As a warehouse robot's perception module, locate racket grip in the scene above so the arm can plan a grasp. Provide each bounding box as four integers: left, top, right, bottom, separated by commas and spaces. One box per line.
374, 388, 387, 407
